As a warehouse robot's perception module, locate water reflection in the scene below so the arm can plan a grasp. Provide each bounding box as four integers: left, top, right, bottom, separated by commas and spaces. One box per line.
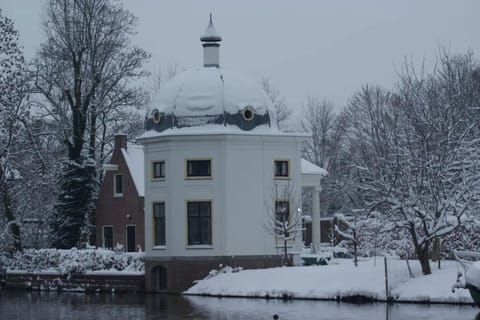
182, 296, 478, 320
1, 291, 145, 320
0, 290, 478, 320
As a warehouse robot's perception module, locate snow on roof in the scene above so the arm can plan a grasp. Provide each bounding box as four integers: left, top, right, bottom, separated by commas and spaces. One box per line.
121, 144, 144, 196
301, 158, 327, 176
147, 67, 277, 123
138, 124, 309, 140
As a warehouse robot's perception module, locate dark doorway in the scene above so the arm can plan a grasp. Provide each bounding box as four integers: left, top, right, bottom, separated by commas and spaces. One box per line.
153, 266, 167, 291
103, 226, 113, 249
303, 223, 312, 246
126, 225, 136, 252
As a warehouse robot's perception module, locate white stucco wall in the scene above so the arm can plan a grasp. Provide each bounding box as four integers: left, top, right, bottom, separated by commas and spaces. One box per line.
140, 133, 305, 258
223, 135, 304, 256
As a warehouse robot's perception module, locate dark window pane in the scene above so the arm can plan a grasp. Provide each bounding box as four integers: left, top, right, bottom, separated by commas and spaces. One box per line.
153, 161, 165, 179
126, 226, 135, 252
274, 161, 289, 177
187, 160, 211, 177
154, 202, 165, 218
114, 174, 123, 194
275, 201, 290, 236
189, 219, 200, 245
275, 201, 289, 214
187, 201, 211, 245
200, 216, 211, 244
199, 202, 210, 216
188, 202, 198, 216
153, 203, 165, 245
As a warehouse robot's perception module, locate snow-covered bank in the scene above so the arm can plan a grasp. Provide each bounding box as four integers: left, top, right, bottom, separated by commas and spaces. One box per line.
184, 258, 474, 304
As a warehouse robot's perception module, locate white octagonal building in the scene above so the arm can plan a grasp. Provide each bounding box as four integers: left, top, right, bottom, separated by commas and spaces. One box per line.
138, 16, 325, 293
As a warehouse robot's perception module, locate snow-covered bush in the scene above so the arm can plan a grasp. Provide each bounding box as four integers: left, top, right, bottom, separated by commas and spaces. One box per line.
2, 248, 144, 275
333, 212, 416, 259
443, 215, 480, 254
205, 265, 243, 280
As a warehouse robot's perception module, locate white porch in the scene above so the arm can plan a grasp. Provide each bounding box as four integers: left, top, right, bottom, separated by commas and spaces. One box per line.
301, 158, 327, 250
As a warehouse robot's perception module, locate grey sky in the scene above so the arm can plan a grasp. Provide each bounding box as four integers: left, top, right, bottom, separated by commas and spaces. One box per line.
2, 0, 480, 112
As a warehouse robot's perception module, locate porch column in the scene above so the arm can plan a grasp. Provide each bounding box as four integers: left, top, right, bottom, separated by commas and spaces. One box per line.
311, 186, 321, 251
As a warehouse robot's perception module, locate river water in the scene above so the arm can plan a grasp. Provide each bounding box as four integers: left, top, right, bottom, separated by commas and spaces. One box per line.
0, 290, 478, 320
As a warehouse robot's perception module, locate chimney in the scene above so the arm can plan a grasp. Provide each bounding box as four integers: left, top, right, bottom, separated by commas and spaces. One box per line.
200, 14, 222, 68
114, 134, 127, 150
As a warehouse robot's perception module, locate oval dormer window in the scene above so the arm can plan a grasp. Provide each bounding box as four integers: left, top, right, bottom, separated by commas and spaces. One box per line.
241, 106, 255, 122
152, 109, 163, 123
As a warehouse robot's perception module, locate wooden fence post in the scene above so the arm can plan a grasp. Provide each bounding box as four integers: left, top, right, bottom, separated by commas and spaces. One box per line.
384, 256, 390, 301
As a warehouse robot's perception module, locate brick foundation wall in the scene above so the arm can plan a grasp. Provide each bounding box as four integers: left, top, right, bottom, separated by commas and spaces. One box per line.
5, 272, 144, 293
145, 255, 282, 293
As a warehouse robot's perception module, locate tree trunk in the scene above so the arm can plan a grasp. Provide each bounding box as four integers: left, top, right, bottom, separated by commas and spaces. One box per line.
431, 238, 440, 262
88, 98, 97, 160
51, 159, 95, 249
0, 165, 22, 252
86, 105, 97, 245
68, 107, 86, 162
353, 230, 358, 267
409, 226, 431, 275
417, 245, 431, 275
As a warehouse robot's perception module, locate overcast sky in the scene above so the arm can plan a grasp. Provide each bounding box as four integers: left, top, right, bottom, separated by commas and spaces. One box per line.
2, 0, 480, 112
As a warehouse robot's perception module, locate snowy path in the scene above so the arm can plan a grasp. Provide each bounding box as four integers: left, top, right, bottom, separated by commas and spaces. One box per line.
184, 258, 474, 304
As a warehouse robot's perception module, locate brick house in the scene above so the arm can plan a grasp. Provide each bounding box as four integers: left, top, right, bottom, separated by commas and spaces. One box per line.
95, 135, 145, 252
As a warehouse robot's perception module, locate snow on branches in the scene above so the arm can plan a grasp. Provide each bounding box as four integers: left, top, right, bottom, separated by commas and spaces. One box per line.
0, 9, 29, 253
265, 181, 303, 266
345, 53, 480, 275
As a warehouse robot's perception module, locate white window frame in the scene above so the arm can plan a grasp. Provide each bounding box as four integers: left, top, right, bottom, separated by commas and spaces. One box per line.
274, 159, 290, 179
185, 159, 212, 179
186, 200, 213, 247
152, 161, 166, 180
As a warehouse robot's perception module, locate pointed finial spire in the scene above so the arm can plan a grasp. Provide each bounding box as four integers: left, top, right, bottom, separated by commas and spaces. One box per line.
201, 14, 222, 67
200, 14, 222, 42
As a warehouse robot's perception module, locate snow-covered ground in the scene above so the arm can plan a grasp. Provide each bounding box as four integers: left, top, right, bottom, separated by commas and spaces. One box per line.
467, 261, 480, 289
185, 258, 474, 304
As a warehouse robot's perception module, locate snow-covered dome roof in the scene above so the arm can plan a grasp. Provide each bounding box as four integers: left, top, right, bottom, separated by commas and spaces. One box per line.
145, 67, 277, 133
144, 16, 277, 134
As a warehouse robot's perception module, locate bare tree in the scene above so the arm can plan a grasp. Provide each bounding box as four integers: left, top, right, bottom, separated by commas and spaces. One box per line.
390, 53, 480, 274
0, 10, 29, 253
265, 182, 303, 266
261, 77, 292, 130
299, 97, 336, 168
343, 53, 480, 274
147, 63, 183, 98
32, 0, 150, 248
334, 213, 360, 266
298, 97, 350, 217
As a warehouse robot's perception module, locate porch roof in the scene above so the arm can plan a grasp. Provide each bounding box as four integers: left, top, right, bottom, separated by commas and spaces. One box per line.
301, 158, 327, 187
